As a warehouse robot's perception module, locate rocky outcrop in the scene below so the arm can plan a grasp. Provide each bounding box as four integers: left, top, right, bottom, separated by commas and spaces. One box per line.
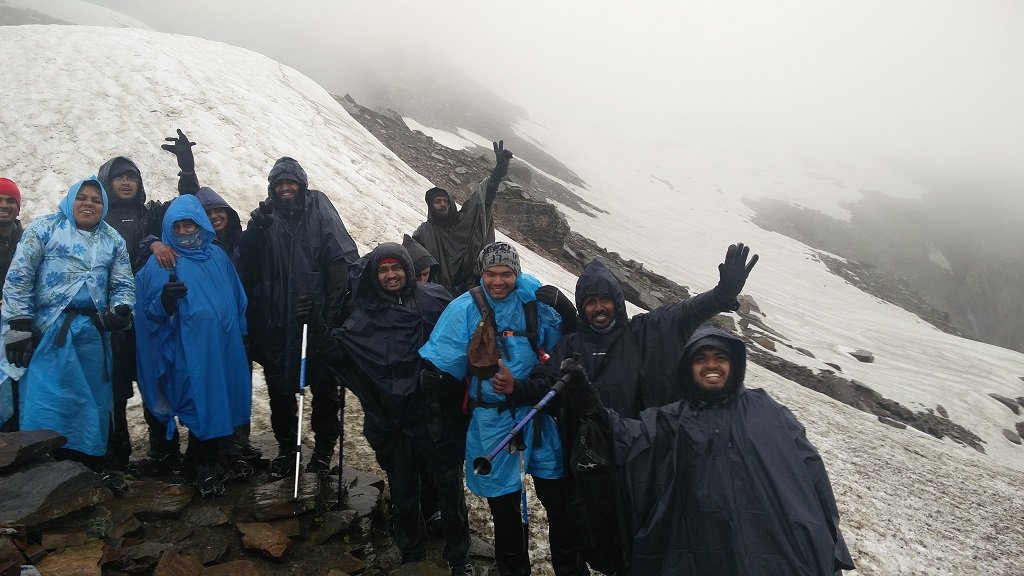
0, 460, 107, 526
989, 393, 1021, 415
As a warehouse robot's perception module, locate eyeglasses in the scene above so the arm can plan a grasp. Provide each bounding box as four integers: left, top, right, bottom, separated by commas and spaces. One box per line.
112, 174, 140, 183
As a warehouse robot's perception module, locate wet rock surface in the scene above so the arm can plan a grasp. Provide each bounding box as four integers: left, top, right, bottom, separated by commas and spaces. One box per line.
0, 430, 66, 472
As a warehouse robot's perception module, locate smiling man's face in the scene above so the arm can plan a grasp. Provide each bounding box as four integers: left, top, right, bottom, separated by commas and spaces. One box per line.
690, 345, 731, 393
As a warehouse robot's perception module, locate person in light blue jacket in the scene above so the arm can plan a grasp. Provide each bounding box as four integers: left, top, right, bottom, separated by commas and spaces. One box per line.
1, 177, 135, 466
134, 195, 251, 497
420, 241, 586, 576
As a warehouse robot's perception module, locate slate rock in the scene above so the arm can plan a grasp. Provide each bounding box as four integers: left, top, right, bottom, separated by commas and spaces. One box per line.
303, 509, 357, 545
1018, 396, 1024, 407
152, 548, 204, 576
237, 522, 291, 560
1003, 429, 1022, 445
849, 349, 875, 363
0, 460, 106, 526
182, 506, 228, 528
0, 430, 65, 472
235, 475, 322, 522
988, 393, 1021, 415
202, 560, 262, 576
104, 480, 194, 520
878, 416, 907, 430
794, 347, 815, 358
936, 405, 949, 418
823, 362, 843, 372
34, 539, 104, 576
269, 517, 302, 538
111, 541, 172, 573
41, 527, 88, 550
1016, 421, 1024, 439
328, 552, 367, 575
180, 526, 230, 565
749, 333, 776, 352
0, 536, 19, 567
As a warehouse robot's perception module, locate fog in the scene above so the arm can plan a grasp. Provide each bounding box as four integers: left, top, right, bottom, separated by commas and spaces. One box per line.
89, 0, 1024, 212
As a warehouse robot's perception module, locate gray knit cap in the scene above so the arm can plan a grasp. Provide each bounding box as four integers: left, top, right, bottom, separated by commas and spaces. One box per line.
477, 241, 520, 277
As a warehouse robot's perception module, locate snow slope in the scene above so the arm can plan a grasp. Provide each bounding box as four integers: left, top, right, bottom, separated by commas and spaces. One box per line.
2, 0, 150, 28
2, 25, 1024, 575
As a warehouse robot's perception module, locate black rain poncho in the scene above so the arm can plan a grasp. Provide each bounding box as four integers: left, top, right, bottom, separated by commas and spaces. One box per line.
604, 326, 855, 574
239, 157, 359, 390
411, 178, 498, 295
333, 243, 462, 464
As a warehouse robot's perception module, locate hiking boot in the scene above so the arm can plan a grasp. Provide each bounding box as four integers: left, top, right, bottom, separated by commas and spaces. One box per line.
449, 559, 475, 576
101, 472, 130, 496
146, 447, 183, 474
425, 510, 444, 538
194, 463, 226, 498
222, 458, 256, 480
304, 453, 332, 477
269, 452, 297, 478
234, 442, 263, 462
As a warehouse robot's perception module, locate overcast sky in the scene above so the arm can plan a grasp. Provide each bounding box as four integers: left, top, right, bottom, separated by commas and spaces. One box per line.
92, 0, 1024, 207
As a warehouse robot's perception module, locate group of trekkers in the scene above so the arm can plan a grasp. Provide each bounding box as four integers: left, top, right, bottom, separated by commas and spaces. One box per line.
0, 130, 855, 575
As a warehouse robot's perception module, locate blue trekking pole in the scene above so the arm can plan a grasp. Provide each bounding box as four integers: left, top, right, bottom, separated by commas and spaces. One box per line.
293, 323, 309, 500
472, 367, 574, 476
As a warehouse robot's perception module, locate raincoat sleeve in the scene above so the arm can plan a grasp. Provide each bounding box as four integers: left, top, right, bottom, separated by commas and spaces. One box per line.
137, 265, 172, 324
781, 406, 856, 571
108, 236, 135, 308
1, 220, 47, 318
419, 296, 473, 381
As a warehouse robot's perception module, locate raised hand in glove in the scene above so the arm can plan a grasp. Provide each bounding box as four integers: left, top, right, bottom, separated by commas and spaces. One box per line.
5, 315, 37, 368
161, 278, 188, 315
160, 129, 196, 173
714, 242, 759, 306
101, 304, 134, 332
560, 356, 604, 413
491, 140, 514, 180
249, 200, 273, 230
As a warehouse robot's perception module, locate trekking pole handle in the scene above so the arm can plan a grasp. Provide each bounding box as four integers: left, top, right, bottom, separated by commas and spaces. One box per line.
472, 371, 571, 476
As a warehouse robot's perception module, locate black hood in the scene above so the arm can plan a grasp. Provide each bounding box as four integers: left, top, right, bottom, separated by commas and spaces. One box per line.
575, 259, 629, 329
266, 156, 309, 210
97, 156, 146, 207
402, 234, 439, 281
680, 324, 747, 403
195, 186, 242, 244
424, 187, 457, 227
354, 242, 416, 303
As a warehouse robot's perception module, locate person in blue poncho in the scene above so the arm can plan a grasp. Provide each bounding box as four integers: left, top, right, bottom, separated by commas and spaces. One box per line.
1, 178, 135, 481
133, 195, 251, 497
420, 241, 586, 576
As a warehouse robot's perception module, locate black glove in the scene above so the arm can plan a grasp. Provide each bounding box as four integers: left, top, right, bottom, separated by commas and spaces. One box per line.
160, 129, 196, 173
249, 200, 273, 230
161, 280, 188, 315
561, 356, 603, 413
715, 242, 759, 305
491, 140, 513, 180
5, 315, 37, 368
294, 295, 314, 324
101, 304, 134, 332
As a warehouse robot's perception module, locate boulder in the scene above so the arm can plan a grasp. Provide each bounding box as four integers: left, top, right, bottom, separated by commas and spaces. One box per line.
34, 539, 103, 576
848, 349, 875, 363
152, 548, 204, 576
0, 460, 107, 527
1003, 429, 1022, 445
988, 393, 1021, 415
237, 522, 291, 560
104, 480, 194, 520
0, 430, 66, 472
202, 560, 262, 576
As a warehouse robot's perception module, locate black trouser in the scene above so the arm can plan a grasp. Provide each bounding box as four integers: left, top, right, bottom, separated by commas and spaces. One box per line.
265, 359, 340, 457
487, 477, 590, 576
144, 403, 180, 455
0, 379, 18, 432
183, 432, 221, 470
107, 330, 137, 466
375, 432, 470, 565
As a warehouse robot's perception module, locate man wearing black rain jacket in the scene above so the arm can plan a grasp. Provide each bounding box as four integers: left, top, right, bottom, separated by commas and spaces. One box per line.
411, 141, 513, 296
239, 156, 359, 476
566, 325, 855, 575
523, 244, 757, 574
329, 243, 473, 575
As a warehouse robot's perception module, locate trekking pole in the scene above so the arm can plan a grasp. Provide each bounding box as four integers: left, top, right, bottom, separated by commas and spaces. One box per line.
293, 323, 309, 500
473, 368, 573, 476
337, 384, 346, 504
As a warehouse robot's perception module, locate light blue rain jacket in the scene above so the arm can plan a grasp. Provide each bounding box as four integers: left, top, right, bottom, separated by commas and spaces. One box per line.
420, 272, 564, 497
0, 178, 135, 455
134, 196, 250, 441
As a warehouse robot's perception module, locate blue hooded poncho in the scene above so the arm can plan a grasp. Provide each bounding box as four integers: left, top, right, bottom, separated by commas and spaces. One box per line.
420, 272, 564, 497
0, 178, 135, 455
134, 195, 251, 441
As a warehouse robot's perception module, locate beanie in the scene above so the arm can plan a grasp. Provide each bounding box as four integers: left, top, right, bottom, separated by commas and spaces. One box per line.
0, 178, 21, 208
478, 241, 520, 277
